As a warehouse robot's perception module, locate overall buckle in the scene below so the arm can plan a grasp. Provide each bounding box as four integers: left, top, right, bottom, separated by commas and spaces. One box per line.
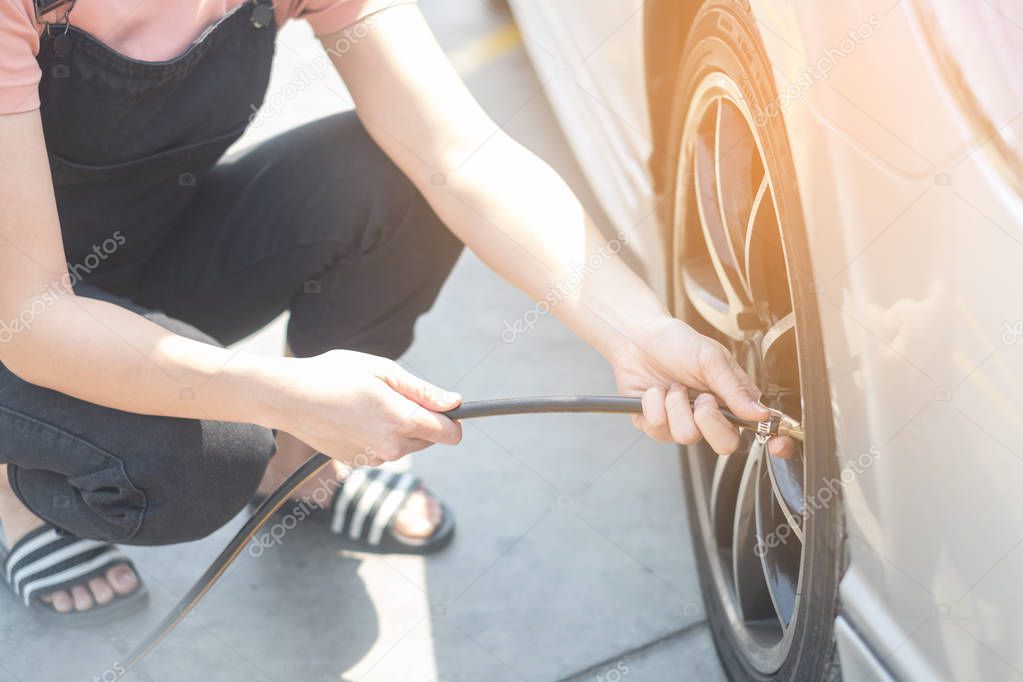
251, 0, 274, 29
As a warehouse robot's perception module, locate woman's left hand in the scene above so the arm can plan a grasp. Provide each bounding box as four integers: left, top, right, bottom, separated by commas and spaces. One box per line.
610, 316, 796, 458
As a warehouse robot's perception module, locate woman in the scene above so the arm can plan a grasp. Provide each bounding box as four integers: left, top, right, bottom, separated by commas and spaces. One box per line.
0, 0, 792, 623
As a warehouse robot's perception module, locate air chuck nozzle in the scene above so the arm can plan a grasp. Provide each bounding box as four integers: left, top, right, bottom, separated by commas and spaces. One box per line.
777, 416, 804, 442
754, 409, 804, 443
760, 408, 803, 442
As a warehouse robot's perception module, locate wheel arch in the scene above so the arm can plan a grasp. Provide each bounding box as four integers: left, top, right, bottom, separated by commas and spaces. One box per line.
642, 0, 706, 287
643, 0, 702, 202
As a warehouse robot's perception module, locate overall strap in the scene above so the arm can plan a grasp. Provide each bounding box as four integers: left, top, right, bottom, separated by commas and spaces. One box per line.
36, 1, 275, 30
34, 0, 75, 23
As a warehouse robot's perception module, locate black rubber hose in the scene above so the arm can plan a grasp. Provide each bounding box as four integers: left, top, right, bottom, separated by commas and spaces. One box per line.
444, 395, 750, 425
122, 395, 756, 673
123, 451, 332, 672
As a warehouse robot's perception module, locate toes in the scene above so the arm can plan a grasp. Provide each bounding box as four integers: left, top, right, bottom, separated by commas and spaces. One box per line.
71, 584, 94, 612
106, 564, 139, 595
40, 567, 136, 614
412, 487, 442, 526
88, 576, 114, 605
50, 590, 74, 613
394, 487, 439, 539
428, 494, 442, 526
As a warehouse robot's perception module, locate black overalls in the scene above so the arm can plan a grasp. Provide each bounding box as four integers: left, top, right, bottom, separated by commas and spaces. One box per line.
1, 0, 462, 545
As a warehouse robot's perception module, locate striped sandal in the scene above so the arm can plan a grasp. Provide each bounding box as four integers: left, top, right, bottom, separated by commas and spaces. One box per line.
1, 524, 148, 626
256, 468, 455, 554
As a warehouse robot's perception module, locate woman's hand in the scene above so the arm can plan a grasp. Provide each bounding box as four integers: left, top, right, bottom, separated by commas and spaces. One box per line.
264, 350, 462, 467
611, 317, 796, 458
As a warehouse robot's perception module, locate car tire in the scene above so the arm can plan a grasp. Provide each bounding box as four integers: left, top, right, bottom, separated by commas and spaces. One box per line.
662, 1, 845, 680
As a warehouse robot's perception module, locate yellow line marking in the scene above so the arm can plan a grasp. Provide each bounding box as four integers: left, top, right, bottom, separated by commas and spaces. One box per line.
447, 23, 523, 77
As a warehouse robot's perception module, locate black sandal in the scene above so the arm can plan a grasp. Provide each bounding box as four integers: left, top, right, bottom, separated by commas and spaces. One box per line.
1, 524, 148, 626
254, 467, 455, 554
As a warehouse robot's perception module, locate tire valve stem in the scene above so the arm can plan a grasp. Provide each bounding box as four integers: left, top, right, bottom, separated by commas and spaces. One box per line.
754, 410, 804, 443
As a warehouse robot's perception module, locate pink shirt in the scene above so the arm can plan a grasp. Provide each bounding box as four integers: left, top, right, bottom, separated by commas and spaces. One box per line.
0, 0, 412, 114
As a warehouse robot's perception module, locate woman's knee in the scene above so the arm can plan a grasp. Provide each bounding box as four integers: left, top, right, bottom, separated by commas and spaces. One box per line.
126, 420, 276, 545
10, 419, 275, 546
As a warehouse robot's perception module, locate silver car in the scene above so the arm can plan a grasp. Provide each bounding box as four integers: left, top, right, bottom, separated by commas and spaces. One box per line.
506, 1, 1023, 680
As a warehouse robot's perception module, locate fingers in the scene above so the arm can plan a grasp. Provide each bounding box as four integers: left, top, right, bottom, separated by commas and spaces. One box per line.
384, 364, 461, 412
636, 384, 721, 447
639, 386, 672, 442
397, 438, 434, 455
693, 392, 741, 455
768, 435, 797, 459
395, 396, 463, 446
361, 366, 464, 463
665, 384, 701, 445
684, 391, 796, 458
369, 436, 435, 463
633, 383, 793, 458
381, 365, 462, 445
699, 342, 769, 422
363, 391, 463, 463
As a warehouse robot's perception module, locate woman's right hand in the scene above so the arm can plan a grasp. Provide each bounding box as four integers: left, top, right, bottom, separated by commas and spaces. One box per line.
264, 349, 463, 467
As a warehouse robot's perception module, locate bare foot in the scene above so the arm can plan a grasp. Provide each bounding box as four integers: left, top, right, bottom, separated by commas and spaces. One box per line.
0, 465, 139, 613
259, 432, 442, 540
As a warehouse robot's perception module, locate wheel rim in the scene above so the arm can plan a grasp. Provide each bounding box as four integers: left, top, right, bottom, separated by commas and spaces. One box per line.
673, 72, 808, 674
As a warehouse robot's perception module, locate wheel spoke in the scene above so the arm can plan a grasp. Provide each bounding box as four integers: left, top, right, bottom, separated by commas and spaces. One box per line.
760, 311, 800, 391
755, 455, 802, 628
716, 99, 759, 300
760, 312, 795, 366
731, 439, 776, 623
690, 100, 756, 340
765, 452, 805, 541
709, 435, 750, 546
743, 175, 770, 302
757, 311, 805, 536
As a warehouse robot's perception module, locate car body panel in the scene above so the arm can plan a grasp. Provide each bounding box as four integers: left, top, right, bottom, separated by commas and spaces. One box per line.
757, 2, 1023, 680
509, 0, 1023, 679
509, 0, 665, 295
750, 0, 975, 178
835, 614, 899, 682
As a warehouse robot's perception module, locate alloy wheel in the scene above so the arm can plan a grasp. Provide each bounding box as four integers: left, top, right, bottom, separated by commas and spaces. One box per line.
673, 71, 808, 675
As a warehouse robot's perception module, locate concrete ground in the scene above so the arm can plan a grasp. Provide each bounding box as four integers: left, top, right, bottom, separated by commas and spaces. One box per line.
0, 2, 726, 680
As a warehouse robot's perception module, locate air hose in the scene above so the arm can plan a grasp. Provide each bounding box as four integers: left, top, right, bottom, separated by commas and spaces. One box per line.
122, 395, 802, 672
